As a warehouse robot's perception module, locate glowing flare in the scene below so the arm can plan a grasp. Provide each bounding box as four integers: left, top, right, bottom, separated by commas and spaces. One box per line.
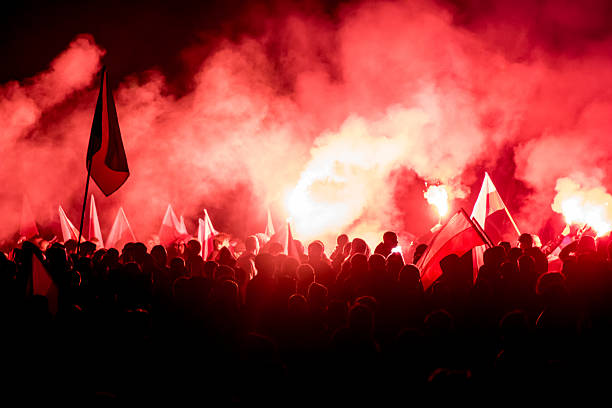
424, 185, 449, 218
552, 177, 612, 237
562, 224, 571, 236
285, 165, 354, 241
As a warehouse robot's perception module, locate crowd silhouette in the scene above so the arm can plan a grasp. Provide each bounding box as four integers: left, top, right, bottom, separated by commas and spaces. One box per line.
2, 228, 612, 403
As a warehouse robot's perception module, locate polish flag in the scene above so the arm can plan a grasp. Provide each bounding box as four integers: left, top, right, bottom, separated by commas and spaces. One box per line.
88, 195, 104, 248
471, 172, 515, 229
159, 204, 186, 246
285, 221, 300, 260
58, 205, 80, 242
265, 208, 275, 238
106, 207, 136, 250
471, 172, 520, 278
204, 209, 218, 235
179, 215, 188, 235
416, 209, 489, 291
198, 212, 215, 260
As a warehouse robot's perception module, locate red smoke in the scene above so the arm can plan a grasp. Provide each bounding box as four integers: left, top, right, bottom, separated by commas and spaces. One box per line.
3, 0, 612, 250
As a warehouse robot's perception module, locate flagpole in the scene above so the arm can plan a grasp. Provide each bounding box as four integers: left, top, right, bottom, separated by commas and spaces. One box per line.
461, 208, 494, 248
482, 172, 521, 236
76, 160, 92, 256
503, 206, 521, 236
490, 173, 520, 236
416, 210, 454, 270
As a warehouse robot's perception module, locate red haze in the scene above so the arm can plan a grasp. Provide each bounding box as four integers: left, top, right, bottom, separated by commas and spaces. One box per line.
3, 0, 612, 250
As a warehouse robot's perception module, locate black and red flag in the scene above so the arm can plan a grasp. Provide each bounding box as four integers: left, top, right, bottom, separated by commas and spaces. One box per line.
86, 66, 129, 196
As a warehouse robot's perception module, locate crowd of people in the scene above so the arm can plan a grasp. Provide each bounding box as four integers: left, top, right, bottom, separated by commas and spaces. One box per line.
2, 228, 612, 402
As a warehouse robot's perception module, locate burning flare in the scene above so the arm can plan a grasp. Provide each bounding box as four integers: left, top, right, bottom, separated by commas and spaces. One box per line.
424, 184, 449, 219
552, 177, 612, 237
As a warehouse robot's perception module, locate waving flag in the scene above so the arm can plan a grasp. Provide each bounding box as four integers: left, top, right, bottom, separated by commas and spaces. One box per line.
106, 207, 136, 249
159, 204, 188, 246
471, 172, 520, 278
178, 215, 188, 235
265, 208, 275, 238
285, 221, 300, 260
471, 172, 519, 235
86, 67, 129, 196
198, 214, 215, 260
88, 194, 104, 248
416, 209, 490, 290
59, 205, 80, 242
204, 209, 218, 235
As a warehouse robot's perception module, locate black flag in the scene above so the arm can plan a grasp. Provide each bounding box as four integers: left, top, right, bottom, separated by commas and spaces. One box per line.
86, 66, 129, 196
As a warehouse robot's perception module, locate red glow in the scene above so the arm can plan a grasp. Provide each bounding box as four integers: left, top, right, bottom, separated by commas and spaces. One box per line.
2, 1, 612, 247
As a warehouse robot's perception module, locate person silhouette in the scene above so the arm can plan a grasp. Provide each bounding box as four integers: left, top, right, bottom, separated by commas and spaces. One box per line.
374, 231, 398, 258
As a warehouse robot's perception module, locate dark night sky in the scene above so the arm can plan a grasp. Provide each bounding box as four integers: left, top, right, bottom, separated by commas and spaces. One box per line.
0, 0, 351, 88
5, 0, 612, 86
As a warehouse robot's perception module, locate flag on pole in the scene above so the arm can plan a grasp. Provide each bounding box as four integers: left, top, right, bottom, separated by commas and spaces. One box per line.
178, 215, 188, 235
198, 216, 214, 260
159, 204, 186, 246
19, 195, 39, 239
88, 194, 104, 248
106, 207, 136, 249
416, 209, 489, 291
32, 253, 58, 316
470, 172, 520, 278
471, 172, 519, 234
86, 66, 129, 196
59, 205, 80, 242
265, 208, 275, 238
284, 221, 300, 260
203, 209, 218, 235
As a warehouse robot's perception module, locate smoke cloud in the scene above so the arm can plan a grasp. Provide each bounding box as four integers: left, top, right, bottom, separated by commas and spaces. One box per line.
3, 0, 612, 251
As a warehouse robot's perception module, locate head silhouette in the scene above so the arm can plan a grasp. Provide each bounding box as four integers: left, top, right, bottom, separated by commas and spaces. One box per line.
151, 245, 167, 267
383, 231, 398, 247
244, 235, 259, 254
254, 253, 275, 278
577, 235, 596, 254
351, 238, 368, 255
518, 233, 533, 250
186, 239, 202, 257
413, 243, 428, 264
308, 240, 325, 260
399, 264, 422, 289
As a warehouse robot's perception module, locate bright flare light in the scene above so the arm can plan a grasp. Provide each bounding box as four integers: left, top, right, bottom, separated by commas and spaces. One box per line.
285, 166, 351, 240
424, 184, 449, 218
552, 177, 612, 237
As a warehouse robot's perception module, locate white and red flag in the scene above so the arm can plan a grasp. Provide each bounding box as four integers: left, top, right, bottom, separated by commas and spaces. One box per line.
416, 209, 490, 291
470, 172, 520, 278
106, 207, 136, 249
204, 209, 218, 235
88, 194, 104, 248
284, 221, 300, 260
159, 204, 188, 246
58, 205, 80, 242
198, 209, 216, 259
179, 215, 188, 235
471, 172, 519, 233
265, 208, 275, 238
